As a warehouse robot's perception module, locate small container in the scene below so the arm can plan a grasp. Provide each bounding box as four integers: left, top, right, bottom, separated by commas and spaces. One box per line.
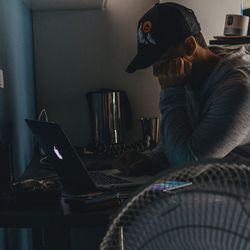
224, 14, 249, 36
140, 117, 160, 148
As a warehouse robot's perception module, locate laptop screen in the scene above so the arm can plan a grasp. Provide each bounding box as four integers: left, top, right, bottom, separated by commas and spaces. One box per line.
25, 119, 96, 193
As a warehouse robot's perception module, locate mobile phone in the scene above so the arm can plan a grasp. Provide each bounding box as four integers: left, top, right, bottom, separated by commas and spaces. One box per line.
151, 180, 192, 192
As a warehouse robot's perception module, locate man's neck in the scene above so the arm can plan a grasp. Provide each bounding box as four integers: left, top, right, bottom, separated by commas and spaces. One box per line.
189, 49, 221, 90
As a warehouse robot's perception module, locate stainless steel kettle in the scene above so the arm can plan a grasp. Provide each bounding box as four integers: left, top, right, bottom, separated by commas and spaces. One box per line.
86, 89, 132, 145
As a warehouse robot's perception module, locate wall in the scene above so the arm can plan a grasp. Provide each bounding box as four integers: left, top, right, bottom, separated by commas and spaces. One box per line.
29, 0, 105, 10
244, 0, 250, 9
160, 0, 241, 43
0, 45, 5, 142
0, 0, 36, 249
33, 0, 160, 147
0, 0, 36, 176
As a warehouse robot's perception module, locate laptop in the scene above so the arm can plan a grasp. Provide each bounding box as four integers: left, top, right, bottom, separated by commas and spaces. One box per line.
25, 119, 150, 194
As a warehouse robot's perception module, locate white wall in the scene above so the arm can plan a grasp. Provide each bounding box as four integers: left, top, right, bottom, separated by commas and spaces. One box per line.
28, 0, 104, 10
33, 0, 160, 146
244, 0, 250, 9
160, 0, 241, 42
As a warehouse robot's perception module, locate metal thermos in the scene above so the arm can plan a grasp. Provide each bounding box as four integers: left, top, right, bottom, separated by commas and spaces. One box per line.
87, 89, 132, 145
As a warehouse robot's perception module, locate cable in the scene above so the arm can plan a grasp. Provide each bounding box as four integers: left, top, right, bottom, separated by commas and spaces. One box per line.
38, 108, 48, 122
39, 156, 49, 165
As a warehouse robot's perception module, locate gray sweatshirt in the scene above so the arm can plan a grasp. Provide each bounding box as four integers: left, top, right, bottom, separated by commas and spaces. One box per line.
144, 45, 250, 170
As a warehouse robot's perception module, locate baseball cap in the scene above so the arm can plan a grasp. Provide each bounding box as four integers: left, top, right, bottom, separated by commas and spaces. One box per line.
126, 2, 201, 73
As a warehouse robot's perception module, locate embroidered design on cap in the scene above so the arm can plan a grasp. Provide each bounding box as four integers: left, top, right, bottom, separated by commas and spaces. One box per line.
138, 23, 156, 45
142, 21, 152, 33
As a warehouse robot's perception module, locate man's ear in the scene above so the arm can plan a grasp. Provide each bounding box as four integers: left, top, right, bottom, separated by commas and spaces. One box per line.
183, 35, 197, 57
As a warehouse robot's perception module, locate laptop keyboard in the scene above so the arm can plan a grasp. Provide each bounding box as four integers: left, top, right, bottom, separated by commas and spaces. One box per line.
89, 171, 131, 185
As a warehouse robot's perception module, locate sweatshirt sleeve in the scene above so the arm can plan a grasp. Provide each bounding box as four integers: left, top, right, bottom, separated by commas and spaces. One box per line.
142, 140, 170, 173
160, 69, 250, 166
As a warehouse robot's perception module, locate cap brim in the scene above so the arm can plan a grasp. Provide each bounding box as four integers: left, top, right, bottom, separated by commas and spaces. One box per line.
126, 46, 165, 73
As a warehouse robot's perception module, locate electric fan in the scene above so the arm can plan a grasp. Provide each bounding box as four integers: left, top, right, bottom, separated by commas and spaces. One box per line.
100, 160, 250, 250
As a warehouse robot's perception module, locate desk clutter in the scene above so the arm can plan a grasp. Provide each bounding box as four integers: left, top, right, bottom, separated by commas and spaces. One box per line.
209, 35, 250, 45
209, 13, 250, 45
10, 180, 133, 211
64, 190, 133, 211
8, 89, 159, 209
12, 177, 62, 205
9, 155, 137, 209
87, 89, 159, 152
5, 157, 60, 205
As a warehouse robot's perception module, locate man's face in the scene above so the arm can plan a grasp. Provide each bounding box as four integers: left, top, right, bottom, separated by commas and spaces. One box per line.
152, 42, 194, 89
152, 43, 186, 77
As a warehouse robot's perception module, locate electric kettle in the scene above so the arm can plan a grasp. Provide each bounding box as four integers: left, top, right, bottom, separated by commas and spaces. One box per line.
86, 89, 132, 145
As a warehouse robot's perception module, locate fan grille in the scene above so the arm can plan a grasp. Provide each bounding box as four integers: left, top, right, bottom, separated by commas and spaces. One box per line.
100, 161, 250, 250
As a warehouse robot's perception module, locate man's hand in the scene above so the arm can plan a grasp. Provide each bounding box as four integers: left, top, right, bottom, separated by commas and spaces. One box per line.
153, 57, 192, 89
113, 151, 151, 176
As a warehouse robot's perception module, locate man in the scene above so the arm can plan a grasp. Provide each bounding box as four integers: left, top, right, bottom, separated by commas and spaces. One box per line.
115, 2, 250, 176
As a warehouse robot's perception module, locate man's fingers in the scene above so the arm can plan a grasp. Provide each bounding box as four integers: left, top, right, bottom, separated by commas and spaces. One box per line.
158, 58, 184, 78
113, 153, 129, 169
112, 151, 149, 176
113, 151, 139, 170
112, 158, 123, 170
154, 56, 191, 89
183, 57, 192, 76
174, 58, 185, 76
153, 63, 159, 77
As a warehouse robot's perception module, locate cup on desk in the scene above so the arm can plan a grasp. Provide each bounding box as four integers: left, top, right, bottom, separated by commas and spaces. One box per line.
224, 14, 249, 36
140, 117, 160, 149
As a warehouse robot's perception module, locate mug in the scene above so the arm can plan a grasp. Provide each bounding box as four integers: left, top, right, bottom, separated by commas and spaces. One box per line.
140, 117, 160, 148
224, 14, 249, 36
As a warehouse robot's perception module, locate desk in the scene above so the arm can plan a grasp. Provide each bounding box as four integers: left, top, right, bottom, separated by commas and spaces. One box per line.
0, 196, 115, 250
4, 156, 134, 250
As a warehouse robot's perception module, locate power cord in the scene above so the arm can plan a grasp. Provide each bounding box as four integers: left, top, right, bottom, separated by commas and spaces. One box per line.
38, 108, 49, 165
38, 108, 48, 122
39, 156, 49, 165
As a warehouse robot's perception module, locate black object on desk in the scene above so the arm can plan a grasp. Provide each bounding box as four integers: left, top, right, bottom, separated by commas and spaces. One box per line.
209, 35, 250, 45
64, 189, 133, 212
12, 156, 62, 205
